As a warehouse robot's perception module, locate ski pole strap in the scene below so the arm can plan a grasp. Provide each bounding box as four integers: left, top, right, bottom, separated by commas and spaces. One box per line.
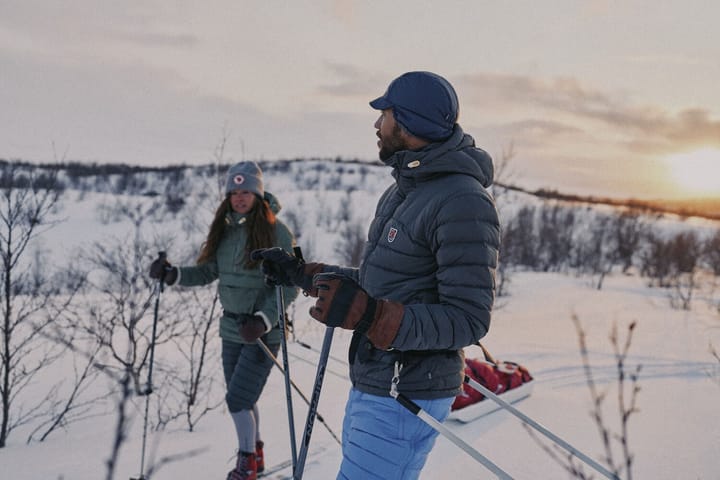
391, 391, 513, 480
393, 392, 420, 415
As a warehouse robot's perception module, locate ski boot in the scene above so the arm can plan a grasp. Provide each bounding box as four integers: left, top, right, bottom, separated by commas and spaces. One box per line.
255, 440, 265, 474
226, 451, 257, 480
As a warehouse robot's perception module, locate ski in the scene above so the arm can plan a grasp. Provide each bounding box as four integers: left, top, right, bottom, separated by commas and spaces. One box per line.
257, 446, 327, 479
257, 458, 293, 478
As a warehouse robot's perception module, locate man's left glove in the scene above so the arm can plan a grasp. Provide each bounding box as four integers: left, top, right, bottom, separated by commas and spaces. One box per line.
238, 313, 272, 343
149, 258, 178, 285
250, 248, 325, 296
309, 273, 404, 350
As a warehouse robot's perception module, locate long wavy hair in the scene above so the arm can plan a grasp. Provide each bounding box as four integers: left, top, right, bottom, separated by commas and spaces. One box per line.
196, 194, 276, 269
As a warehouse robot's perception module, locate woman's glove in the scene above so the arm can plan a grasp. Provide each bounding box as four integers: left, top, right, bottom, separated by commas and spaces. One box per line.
250, 248, 325, 296
238, 313, 272, 342
309, 273, 404, 350
149, 258, 178, 285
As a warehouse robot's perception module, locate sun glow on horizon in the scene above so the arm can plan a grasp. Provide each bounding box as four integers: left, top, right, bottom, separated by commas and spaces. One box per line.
663, 148, 720, 197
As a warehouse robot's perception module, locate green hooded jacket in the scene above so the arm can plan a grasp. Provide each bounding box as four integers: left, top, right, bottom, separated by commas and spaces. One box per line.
175, 192, 298, 345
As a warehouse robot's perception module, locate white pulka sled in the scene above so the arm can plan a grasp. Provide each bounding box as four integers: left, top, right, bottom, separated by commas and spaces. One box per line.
448, 378, 534, 423
447, 349, 534, 423
396, 345, 619, 480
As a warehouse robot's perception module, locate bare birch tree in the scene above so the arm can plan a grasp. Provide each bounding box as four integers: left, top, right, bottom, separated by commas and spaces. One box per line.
0, 162, 67, 447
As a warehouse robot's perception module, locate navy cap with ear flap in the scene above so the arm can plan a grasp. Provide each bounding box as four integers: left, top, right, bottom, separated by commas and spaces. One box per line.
369, 71, 459, 141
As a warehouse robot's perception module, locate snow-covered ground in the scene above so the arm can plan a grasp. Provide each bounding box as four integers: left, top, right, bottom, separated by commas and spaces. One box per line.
2, 163, 720, 479
3, 270, 719, 479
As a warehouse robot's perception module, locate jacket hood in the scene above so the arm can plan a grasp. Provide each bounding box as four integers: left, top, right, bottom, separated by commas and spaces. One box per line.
385, 125, 494, 189
264, 191, 282, 214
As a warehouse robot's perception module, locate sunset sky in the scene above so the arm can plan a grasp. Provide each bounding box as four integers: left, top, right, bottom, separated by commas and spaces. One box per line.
2, 1, 719, 200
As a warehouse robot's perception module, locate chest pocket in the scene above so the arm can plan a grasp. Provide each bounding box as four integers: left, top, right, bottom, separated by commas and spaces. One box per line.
363, 187, 440, 292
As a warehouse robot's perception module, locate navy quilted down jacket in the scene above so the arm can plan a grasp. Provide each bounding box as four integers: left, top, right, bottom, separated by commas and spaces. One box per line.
348, 125, 500, 399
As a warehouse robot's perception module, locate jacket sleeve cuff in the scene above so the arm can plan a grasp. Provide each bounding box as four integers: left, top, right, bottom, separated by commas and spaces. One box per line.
254, 311, 273, 334
165, 267, 181, 286
366, 300, 404, 350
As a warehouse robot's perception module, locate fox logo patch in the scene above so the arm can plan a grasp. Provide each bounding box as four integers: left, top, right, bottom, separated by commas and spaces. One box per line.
387, 227, 398, 243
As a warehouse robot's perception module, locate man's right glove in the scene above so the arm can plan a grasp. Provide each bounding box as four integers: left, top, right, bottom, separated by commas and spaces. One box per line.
250, 248, 325, 296
309, 273, 404, 350
149, 258, 179, 285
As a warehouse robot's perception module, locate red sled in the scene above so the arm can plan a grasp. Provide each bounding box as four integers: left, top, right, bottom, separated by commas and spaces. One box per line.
448, 356, 534, 423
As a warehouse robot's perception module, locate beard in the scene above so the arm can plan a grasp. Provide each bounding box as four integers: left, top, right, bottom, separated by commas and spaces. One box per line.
378, 124, 408, 162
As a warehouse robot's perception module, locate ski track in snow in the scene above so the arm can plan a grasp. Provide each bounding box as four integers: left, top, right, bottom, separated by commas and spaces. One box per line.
2, 167, 720, 480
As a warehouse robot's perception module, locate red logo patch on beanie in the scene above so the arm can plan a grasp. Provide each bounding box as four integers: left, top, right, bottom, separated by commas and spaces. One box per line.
233, 174, 245, 185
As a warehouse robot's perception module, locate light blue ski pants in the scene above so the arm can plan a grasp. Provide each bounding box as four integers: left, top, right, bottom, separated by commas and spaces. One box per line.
337, 388, 453, 480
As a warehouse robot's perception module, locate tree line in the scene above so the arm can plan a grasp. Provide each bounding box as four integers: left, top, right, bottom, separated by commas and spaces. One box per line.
496, 199, 720, 310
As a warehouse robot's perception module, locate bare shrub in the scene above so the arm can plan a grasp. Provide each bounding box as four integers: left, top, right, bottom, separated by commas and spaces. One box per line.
502, 205, 538, 269
573, 214, 616, 290
496, 225, 512, 298
709, 343, 720, 388
639, 231, 674, 287
0, 162, 85, 448
531, 316, 639, 480
492, 142, 516, 297
491, 140, 517, 204
333, 220, 367, 267
57, 202, 187, 477
537, 204, 576, 273
153, 288, 223, 432
611, 209, 648, 274
667, 231, 702, 310
702, 228, 720, 276
24, 340, 103, 444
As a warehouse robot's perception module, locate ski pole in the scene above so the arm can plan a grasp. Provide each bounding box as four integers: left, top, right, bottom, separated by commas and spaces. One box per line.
393, 392, 513, 480
256, 339, 342, 445
132, 251, 166, 480
389, 361, 513, 480
143, 251, 166, 396
464, 376, 620, 480
293, 326, 335, 480
276, 284, 298, 471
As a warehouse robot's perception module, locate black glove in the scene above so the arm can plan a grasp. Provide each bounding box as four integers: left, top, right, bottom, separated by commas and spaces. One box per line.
309, 273, 404, 350
237, 313, 271, 342
250, 248, 325, 296
149, 258, 178, 285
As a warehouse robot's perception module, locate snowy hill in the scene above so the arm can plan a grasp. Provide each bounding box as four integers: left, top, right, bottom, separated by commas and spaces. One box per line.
1, 159, 719, 479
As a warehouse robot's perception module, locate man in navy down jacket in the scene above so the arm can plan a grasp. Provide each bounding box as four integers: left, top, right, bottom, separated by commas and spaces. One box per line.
253, 71, 500, 480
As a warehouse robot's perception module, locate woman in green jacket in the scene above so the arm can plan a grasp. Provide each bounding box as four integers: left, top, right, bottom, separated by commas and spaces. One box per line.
150, 161, 298, 480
